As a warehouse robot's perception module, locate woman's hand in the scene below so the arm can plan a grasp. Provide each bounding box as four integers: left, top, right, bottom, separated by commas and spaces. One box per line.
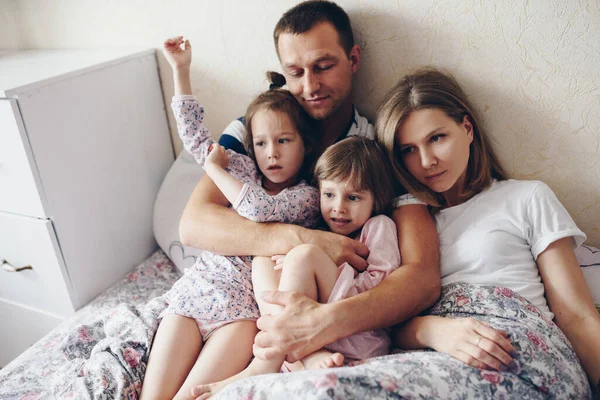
162, 36, 191, 69
253, 291, 336, 363
205, 144, 228, 170
426, 317, 516, 371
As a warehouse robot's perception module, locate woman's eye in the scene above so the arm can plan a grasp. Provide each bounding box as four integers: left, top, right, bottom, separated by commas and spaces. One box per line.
278, 138, 290, 144
431, 134, 445, 142
349, 195, 360, 201
401, 146, 414, 155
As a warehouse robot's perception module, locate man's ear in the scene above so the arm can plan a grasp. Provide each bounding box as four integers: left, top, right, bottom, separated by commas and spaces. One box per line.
463, 115, 474, 143
349, 45, 360, 74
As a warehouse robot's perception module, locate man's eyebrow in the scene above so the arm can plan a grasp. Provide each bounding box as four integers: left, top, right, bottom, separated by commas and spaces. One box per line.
314, 54, 338, 63
283, 54, 338, 69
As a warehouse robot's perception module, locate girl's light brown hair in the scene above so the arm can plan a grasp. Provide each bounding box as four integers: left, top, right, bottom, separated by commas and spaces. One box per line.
314, 136, 395, 216
375, 66, 507, 208
244, 72, 317, 179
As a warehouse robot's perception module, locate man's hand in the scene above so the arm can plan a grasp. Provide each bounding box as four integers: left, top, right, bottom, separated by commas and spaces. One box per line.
308, 230, 369, 271
253, 291, 336, 363
162, 36, 192, 69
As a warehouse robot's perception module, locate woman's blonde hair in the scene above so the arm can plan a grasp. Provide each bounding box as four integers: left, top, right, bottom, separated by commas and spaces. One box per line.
314, 136, 395, 216
375, 67, 507, 208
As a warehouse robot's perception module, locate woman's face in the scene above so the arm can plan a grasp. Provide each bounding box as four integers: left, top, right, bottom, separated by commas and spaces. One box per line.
396, 108, 473, 206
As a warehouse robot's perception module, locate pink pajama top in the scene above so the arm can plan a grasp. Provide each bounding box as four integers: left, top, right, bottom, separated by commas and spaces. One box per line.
325, 214, 401, 360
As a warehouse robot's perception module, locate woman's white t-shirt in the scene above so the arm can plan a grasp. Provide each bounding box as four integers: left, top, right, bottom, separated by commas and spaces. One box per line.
394, 179, 586, 319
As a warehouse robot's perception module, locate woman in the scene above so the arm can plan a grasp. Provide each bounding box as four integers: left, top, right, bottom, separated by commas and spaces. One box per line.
376, 67, 600, 398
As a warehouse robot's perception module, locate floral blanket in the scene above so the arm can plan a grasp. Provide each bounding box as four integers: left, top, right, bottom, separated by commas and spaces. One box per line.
0, 251, 179, 400
0, 251, 592, 399
217, 284, 592, 399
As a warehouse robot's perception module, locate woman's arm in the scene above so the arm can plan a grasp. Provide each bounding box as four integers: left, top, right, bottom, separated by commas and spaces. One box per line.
179, 175, 369, 267
394, 315, 515, 371
253, 204, 442, 362
538, 237, 600, 386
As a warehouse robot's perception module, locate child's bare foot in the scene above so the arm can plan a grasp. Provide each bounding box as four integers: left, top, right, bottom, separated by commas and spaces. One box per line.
301, 350, 345, 370
190, 368, 253, 400
190, 357, 279, 399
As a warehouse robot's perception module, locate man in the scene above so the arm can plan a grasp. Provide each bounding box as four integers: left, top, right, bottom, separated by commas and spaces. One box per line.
180, 0, 440, 374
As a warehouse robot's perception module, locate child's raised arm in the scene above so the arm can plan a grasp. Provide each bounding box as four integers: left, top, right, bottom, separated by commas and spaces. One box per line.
204, 144, 244, 205
162, 36, 192, 96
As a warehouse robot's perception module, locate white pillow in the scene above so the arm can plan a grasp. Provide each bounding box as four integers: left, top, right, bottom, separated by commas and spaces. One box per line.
153, 151, 205, 273
155, 163, 600, 299
575, 244, 600, 304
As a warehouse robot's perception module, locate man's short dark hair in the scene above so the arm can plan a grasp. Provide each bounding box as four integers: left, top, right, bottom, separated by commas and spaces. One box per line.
274, 0, 355, 58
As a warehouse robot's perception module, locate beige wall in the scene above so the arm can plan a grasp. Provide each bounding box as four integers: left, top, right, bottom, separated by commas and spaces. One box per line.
2, 0, 599, 245
0, 0, 22, 48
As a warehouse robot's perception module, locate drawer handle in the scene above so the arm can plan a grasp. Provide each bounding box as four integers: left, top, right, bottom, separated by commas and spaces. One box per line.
1, 259, 33, 272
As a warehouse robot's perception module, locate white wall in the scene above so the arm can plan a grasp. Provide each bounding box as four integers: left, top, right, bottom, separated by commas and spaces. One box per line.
0, 0, 22, 49
2, 0, 599, 245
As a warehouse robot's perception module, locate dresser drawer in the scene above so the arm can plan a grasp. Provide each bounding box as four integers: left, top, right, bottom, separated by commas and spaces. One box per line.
0, 212, 74, 316
0, 99, 47, 218
0, 299, 63, 368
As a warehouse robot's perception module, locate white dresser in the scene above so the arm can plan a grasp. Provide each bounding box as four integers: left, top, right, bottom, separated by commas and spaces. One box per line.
0, 49, 174, 367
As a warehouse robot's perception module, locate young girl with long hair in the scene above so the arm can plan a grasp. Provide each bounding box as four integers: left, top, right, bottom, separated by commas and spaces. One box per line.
140, 36, 321, 400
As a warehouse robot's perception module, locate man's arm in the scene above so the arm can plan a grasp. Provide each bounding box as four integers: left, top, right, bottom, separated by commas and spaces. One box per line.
179, 174, 369, 267
254, 204, 441, 362
180, 174, 292, 256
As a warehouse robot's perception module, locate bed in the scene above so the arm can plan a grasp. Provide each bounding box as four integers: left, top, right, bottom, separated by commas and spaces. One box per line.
1, 242, 598, 399
1, 152, 599, 399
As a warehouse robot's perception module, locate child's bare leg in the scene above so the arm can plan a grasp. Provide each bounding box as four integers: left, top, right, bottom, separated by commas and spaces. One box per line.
278, 244, 345, 369
190, 258, 285, 398
140, 314, 203, 400
252, 256, 282, 315
192, 244, 342, 398
175, 320, 256, 400
278, 244, 339, 301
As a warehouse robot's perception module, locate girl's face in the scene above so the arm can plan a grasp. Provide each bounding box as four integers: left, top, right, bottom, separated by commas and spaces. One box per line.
396, 108, 473, 207
251, 109, 305, 191
320, 179, 374, 236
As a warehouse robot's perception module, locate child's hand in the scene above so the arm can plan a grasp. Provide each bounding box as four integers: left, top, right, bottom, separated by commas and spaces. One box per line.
271, 255, 286, 270
162, 36, 191, 69
206, 144, 229, 169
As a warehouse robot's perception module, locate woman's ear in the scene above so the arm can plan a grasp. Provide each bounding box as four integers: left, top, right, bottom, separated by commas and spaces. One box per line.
463, 115, 474, 143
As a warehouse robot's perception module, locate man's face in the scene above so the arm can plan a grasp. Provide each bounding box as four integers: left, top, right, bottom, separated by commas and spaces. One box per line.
277, 22, 359, 121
